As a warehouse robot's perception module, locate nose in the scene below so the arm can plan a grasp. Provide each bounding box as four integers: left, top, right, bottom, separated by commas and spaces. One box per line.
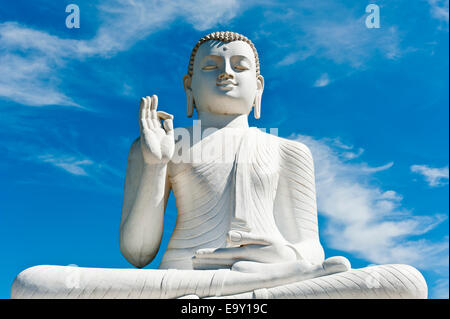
218, 60, 235, 81
218, 72, 234, 81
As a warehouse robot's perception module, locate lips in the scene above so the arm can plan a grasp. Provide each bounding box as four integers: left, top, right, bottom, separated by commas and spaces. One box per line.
216, 80, 238, 91
216, 80, 238, 86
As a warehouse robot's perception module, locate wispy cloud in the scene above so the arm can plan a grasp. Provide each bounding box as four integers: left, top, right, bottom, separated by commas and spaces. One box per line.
293, 134, 449, 271
0, 21, 85, 107
268, 1, 402, 69
313, 73, 331, 87
0, 130, 123, 192
411, 164, 449, 187
0, 52, 78, 107
325, 137, 365, 160
33, 151, 124, 193
0, 0, 243, 107
428, 0, 449, 24
38, 154, 94, 176
431, 276, 450, 298
92, 0, 242, 55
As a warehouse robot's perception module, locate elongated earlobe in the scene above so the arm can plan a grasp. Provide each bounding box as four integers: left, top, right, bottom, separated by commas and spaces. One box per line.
253, 93, 261, 119
183, 74, 194, 118
254, 75, 264, 119
186, 88, 194, 118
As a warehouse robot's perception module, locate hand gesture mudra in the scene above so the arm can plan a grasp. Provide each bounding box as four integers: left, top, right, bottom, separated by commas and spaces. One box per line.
193, 230, 350, 275
139, 95, 175, 165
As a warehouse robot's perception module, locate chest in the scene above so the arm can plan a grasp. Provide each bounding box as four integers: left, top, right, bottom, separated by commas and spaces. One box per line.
168, 129, 281, 198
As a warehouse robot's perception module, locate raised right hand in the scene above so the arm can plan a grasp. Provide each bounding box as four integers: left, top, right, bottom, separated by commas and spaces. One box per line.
139, 95, 175, 165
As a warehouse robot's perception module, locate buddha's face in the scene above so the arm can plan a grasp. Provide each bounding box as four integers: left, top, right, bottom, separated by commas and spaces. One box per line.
186, 40, 263, 116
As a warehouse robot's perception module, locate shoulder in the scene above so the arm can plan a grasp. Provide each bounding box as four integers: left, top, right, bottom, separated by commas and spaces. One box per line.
280, 137, 313, 159
269, 135, 315, 175
259, 132, 313, 161
252, 130, 315, 170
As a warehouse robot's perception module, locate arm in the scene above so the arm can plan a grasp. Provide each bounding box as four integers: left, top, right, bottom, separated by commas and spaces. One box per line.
273, 139, 325, 265
119, 96, 174, 268
119, 140, 171, 268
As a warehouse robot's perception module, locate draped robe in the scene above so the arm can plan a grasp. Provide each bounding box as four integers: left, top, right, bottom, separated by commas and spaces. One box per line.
161, 126, 322, 269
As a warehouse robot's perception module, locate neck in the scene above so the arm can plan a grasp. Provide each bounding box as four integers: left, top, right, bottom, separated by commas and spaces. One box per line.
197, 111, 249, 129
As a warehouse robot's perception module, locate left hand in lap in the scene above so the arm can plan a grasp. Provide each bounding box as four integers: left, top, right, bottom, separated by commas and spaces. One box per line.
192, 231, 298, 270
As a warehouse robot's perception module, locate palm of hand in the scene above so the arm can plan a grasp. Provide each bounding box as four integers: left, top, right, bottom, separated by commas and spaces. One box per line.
192, 231, 297, 270
192, 230, 351, 276
139, 95, 175, 164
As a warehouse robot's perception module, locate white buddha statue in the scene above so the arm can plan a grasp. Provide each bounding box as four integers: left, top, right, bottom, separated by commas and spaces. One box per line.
11, 32, 427, 299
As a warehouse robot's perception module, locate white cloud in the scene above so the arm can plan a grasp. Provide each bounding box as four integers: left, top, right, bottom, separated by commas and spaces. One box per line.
0, 0, 243, 107
92, 0, 241, 55
325, 137, 365, 160
313, 73, 331, 87
306, 23, 400, 68
0, 130, 123, 190
428, 0, 449, 24
293, 134, 448, 270
341, 148, 364, 160
0, 22, 83, 107
360, 161, 394, 173
277, 52, 308, 67
34, 150, 123, 179
411, 164, 449, 187
38, 154, 93, 176
0, 52, 79, 107
173, 0, 240, 31
270, 1, 402, 69
431, 277, 450, 298
31, 151, 124, 193
2, 0, 444, 107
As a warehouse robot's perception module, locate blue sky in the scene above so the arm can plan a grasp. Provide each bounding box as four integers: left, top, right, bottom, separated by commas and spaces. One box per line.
0, 0, 448, 298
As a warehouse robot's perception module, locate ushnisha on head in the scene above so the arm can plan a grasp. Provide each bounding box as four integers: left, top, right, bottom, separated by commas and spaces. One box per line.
183, 31, 264, 119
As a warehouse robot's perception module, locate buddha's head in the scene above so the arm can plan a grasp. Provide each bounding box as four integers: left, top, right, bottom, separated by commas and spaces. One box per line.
183, 31, 264, 119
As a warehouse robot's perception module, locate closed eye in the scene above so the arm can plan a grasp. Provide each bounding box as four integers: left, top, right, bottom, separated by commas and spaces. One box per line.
234, 65, 250, 71
202, 65, 218, 70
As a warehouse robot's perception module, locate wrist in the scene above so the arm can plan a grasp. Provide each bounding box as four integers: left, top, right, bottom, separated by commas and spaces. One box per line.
142, 162, 168, 170
139, 137, 173, 165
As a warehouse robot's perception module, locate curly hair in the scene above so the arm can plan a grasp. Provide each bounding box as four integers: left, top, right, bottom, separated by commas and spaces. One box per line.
187, 31, 260, 77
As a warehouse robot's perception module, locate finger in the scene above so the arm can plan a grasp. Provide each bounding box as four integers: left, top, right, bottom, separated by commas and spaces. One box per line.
195, 246, 266, 260
194, 247, 242, 260
192, 257, 235, 270
144, 96, 154, 129
195, 245, 278, 264
195, 248, 216, 255
163, 119, 173, 135
158, 111, 174, 135
151, 95, 158, 111
193, 262, 233, 270
152, 113, 160, 128
227, 231, 273, 247
233, 261, 306, 274
157, 111, 174, 120
147, 96, 160, 127
139, 97, 149, 131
